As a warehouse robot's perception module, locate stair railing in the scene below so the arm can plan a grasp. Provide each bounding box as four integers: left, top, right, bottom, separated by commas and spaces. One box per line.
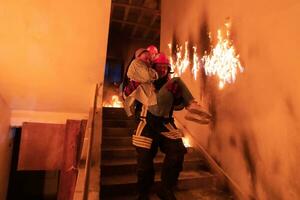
73, 83, 102, 200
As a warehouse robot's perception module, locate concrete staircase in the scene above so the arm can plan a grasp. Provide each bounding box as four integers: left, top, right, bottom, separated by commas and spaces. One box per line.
100, 107, 233, 200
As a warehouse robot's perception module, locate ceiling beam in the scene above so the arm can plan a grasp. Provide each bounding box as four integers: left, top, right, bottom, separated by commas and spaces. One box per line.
150, 33, 160, 44
130, 0, 146, 38
143, 14, 159, 39
121, 0, 132, 30
111, 19, 159, 32
112, 2, 160, 15
129, 37, 156, 43
130, 17, 143, 37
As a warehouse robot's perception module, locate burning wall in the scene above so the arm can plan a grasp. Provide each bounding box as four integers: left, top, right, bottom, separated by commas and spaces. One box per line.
161, 0, 300, 199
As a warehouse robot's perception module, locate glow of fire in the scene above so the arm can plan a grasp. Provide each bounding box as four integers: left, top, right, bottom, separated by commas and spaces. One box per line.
168, 42, 201, 80
202, 23, 244, 89
182, 137, 191, 147
192, 46, 200, 80
103, 95, 123, 108
168, 42, 198, 78
182, 42, 190, 75
168, 22, 243, 88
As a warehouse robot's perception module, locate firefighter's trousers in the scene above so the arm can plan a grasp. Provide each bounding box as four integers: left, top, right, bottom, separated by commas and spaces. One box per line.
133, 112, 187, 195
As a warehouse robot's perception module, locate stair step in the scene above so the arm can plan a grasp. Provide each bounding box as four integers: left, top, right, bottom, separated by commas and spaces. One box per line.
104, 135, 205, 148
102, 127, 134, 137
101, 156, 208, 176
102, 136, 132, 147
102, 108, 129, 119
101, 146, 136, 159
100, 170, 215, 196
101, 146, 201, 160
102, 188, 233, 200
103, 107, 127, 115
102, 110, 131, 120
103, 119, 137, 128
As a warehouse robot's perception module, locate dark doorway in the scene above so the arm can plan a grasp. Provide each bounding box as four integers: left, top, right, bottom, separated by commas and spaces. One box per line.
7, 128, 59, 200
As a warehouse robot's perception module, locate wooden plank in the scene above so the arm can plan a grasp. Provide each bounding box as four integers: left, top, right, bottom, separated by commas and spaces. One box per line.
73, 84, 103, 200
77, 120, 87, 164
18, 122, 65, 170
73, 111, 94, 200
83, 84, 99, 200
58, 120, 83, 200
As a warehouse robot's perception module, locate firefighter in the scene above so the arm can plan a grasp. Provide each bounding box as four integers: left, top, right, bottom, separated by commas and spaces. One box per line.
126, 52, 211, 200
122, 48, 211, 199
133, 53, 185, 200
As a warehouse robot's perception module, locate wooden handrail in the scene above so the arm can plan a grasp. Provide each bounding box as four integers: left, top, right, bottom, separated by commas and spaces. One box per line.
73, 84, 100, 200
82, 84, 99, 200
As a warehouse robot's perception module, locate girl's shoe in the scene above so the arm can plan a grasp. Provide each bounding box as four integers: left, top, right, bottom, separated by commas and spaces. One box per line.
184, 112, 211, 124
186, 101, 212, 119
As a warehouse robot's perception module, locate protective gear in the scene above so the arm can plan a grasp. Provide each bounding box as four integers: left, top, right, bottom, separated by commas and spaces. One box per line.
134, 112, 187, 198
157, 187, 177, 200
153, 53, 171, 78
147, 45, 158, 56
153, 53, 170, 65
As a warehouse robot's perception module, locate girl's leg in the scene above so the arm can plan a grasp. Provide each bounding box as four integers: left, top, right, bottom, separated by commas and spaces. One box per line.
165, 77, 212, 122
148, 77, 211, 121
165, 77, 194, 106
148, 77, 193, 117
148, 87, 174, 117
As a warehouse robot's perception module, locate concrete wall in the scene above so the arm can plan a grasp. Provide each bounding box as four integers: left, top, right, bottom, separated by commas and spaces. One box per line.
0, 96, 12, 200
161, 0, 300, 199
0, 0, 111, 124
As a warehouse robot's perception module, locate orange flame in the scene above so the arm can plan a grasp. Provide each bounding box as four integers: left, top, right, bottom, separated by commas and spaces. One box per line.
168, 42, 200, 79
202, 22, 244, 89
182, 137, 191, 147
103, 95, 123, 108
168, 21, 243, 89
192, 46, 200, 80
